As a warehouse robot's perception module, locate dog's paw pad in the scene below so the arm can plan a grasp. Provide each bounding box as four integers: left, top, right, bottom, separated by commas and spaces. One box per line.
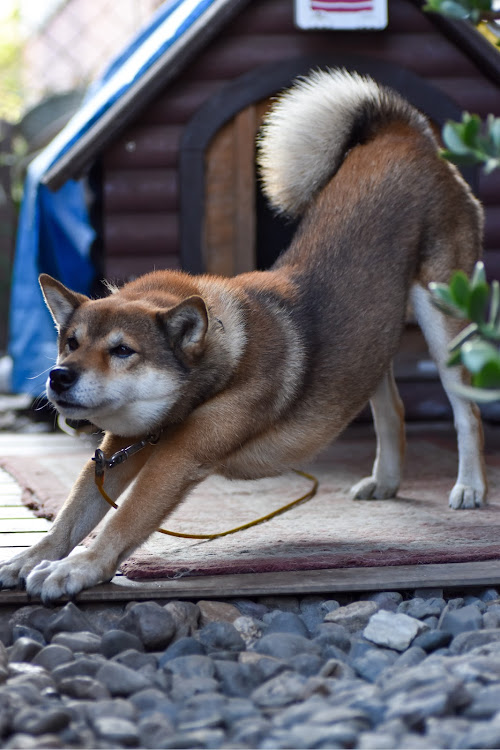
350, 476, 398, 501
449, 483, 486, 510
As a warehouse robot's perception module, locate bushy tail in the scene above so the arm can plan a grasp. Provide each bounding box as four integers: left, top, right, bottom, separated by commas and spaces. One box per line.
257, 68, 435, 218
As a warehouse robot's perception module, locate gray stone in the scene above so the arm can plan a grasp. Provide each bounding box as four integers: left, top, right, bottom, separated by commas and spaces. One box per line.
398, 597, 445, 620
352, 648, 399, 682
214, 659, 261, 697
480, 588, 500, 602
178, 699, 224, 732
286, 652, 324, 677
264, 611, 309, 637
464, 684, 500, 718
197, 621, 245, 653
85, 697, 138, 723
450, 629, 500, 654
96, 660, 153, 696
253, 632, 321, 660
439, 603, 483, 636
129, 687, 177, 721
11, 707, 71, 736
318, 657, 356, 680
222, 696, 260, 724
138, 712, 175, 748
52, 655, 103, 683
51, 631, 101, 653
100, 628, 144, 658
363, 610, 427, 651
232, 598, 269, 619
11, 626, 45, 646
10, 606, 56, 640
299, 596, 329, 633
8, 637, 43, 663
160, 728, 225, 749
324, 600, 379, 632
164, 654, 215, 680
313, 622, 351, 652
7, 662, 55, 692
258, 596, 300, 613
368, 592, 403, 613
170, 674, 219, 702
118, 602, 176, 650
483, 611, 500, 629
229, 717, 272, 746
31, 644, 74, 671
58, 675, 110, 700
461, 723, 500, 749
4, 733, 65, 748
232, 615, 262, 647
251, 670, 308, 708
164, 601, 200, 639
93, 716, 139, 746
413, 588, 444, 600
45, 602, 95, 639
112, 648, 158, 671
412, 629, 452, 653
159, 636, 205, 667
197, 599, 241, 626
463, 595, 488, 612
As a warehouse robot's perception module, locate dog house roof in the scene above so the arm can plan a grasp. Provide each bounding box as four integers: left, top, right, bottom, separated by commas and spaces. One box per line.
42, 0, 500, 192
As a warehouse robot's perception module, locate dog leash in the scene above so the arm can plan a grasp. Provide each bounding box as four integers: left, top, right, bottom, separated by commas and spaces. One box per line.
92, 435, 318, 540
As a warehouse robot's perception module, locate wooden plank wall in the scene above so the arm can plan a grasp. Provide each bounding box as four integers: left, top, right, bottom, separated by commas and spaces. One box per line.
100, 0, 500, 283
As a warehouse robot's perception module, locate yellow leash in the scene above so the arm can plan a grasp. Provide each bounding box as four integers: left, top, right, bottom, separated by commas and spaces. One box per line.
94, 468, 318, 540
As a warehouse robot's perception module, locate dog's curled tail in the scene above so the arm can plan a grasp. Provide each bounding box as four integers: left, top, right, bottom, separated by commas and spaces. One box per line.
257, 68, 435, 218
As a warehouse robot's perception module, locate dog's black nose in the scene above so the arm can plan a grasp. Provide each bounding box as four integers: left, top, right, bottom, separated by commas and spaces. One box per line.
49, 366, 78, 394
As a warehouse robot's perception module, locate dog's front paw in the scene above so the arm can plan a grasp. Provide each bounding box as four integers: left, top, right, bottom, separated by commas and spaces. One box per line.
26, 553, 114, 604
449, 483, 486, 510
0, 549, 53, 590
350, 476, 399, 500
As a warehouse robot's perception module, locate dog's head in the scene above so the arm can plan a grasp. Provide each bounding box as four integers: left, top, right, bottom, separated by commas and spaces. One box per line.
39, 274, 215, 437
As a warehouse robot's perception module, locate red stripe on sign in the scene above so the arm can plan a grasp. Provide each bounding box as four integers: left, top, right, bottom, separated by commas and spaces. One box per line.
311, 1, 374, 9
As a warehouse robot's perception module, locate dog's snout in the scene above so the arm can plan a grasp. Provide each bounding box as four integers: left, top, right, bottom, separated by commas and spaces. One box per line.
49, 366, 78, 394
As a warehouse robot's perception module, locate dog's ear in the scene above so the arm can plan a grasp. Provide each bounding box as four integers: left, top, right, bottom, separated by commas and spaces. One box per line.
158, 296, 209, 363
39, 274, 88, 330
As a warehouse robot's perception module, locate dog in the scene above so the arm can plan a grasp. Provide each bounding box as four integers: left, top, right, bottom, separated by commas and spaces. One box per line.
0, 69, 487, 602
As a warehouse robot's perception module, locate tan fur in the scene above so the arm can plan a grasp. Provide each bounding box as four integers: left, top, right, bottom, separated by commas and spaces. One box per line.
0, 69, 487, 601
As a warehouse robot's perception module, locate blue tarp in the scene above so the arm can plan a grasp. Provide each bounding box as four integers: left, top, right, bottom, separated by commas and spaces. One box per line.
9, 0, 215, 396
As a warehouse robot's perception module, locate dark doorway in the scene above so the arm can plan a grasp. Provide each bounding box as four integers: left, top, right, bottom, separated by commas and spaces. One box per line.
255, 177, 300, 270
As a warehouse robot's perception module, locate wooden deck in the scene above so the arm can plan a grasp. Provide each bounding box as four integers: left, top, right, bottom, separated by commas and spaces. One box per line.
1, 430, 500, 605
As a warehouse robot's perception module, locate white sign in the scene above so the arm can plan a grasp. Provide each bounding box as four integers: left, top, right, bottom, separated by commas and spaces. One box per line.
295, 0, 388, 30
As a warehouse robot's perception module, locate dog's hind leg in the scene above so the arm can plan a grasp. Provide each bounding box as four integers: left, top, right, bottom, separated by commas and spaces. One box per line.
411, 283, 487, 509
350, 364, 405, 500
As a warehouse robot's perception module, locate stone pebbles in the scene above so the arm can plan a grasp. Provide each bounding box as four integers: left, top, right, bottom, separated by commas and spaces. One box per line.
1, 588, 500, 747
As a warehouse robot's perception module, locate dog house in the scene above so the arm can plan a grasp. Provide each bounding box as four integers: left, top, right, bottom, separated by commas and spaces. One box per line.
11, 0, 500, 415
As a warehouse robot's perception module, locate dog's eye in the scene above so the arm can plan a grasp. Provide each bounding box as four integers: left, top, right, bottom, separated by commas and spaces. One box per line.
67, 336, 79, 351
110, 344, 136, 358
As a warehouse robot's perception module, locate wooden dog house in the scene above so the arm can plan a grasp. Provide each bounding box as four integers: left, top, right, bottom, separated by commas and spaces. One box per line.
42, 0, 500, 418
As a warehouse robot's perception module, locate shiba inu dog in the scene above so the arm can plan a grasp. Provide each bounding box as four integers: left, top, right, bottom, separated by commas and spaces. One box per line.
0, 69, 487, 601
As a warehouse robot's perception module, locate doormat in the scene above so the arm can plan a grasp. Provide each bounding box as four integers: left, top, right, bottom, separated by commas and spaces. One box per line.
2, 430, 500, 580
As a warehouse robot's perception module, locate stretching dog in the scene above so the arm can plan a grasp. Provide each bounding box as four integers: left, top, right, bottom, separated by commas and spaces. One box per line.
0, 69, 486, 601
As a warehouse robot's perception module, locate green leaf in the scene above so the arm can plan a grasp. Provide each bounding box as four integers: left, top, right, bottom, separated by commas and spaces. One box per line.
460, 339, 500, 374
447, 348, 463, 367
429, 282, 465, 317
467, 283, 489, 324
462, 114, 481, 148
449, 270, 470, 308
471, 261, 486, 289
440, 149, 483, 167
473, 359, 500, 388
442, 122, 472, 155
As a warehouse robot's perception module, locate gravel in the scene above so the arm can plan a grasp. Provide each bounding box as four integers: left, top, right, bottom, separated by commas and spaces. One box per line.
1, 588, 500, 747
